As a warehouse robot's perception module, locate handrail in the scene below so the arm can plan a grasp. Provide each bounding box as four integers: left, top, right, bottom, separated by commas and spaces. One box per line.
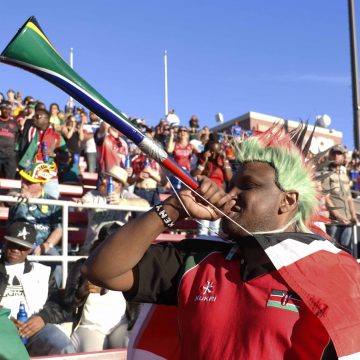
0, 195, 151, 287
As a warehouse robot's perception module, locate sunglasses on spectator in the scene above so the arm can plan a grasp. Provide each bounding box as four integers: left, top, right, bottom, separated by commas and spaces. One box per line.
6, 241, 30, 252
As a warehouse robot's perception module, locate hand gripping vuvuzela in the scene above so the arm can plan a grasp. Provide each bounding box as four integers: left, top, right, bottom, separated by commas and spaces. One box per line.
0, 16, 198, 190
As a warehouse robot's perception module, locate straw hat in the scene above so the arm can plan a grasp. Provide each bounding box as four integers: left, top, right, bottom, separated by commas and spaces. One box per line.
105, 166, 129, 186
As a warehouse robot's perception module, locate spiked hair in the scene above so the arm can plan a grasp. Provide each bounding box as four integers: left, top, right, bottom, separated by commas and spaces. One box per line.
234, 124, 319, 233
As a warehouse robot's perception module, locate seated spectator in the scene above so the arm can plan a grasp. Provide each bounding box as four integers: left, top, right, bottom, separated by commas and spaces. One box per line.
64, 222, 137, 352
95, 122, 129, 173
17, 108, 68, 199
7, 162, 63, 285
191, 140, 233, 235
1, 222, 74, 356
0, 101, 19, 179
79, 166, 149, 254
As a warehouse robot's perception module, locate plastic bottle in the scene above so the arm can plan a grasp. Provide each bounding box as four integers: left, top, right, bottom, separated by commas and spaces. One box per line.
32, 240, 38, 255
107, 176, 114, 195
42, 142, 49, 162
125, 155, 131, 169
143, 158, 150, 168
17, 301, 28, 344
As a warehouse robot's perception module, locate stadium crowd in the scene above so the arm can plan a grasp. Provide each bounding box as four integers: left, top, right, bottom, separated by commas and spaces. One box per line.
0, 88, 359, 357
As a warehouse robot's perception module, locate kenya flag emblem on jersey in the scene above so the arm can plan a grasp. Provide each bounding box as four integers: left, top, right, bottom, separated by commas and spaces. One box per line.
266, 289, 302, 313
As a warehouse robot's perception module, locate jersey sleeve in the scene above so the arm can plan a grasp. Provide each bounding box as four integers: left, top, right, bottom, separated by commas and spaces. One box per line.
124, 242, 188, 305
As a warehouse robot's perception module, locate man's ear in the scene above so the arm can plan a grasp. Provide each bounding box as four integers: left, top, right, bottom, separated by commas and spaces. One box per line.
279, 191, 299, 214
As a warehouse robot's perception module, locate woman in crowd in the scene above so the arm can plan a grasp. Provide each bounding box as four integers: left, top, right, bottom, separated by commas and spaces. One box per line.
166, 126, 198, 172
64, 222, 139, 352
59, 114, 84, 183
49, 103, 63, 133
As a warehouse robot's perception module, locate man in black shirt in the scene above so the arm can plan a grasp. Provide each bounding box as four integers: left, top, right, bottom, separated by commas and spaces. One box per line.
0, 101, 19, 179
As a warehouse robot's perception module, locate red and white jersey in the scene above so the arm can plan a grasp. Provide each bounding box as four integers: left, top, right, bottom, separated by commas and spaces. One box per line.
97, 133, 128, 172
173, 143, 193, 171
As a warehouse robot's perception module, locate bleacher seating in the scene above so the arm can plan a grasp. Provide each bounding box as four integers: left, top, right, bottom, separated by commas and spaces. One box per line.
0, 183, 199, 248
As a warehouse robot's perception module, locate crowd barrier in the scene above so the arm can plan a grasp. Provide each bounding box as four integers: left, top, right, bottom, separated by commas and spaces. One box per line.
0, 195, 151, 287
0, 194, 358, 288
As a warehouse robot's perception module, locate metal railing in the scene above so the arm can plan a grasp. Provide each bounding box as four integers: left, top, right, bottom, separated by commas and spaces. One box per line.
0, 195, 150, 287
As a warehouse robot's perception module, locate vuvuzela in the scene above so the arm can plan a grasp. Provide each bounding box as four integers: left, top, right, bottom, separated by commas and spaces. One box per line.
0, 16, 198, 190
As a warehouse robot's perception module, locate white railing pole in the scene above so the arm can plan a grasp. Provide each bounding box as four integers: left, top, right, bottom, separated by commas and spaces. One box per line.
353, 224, 358, 259
62, 203, 69, 288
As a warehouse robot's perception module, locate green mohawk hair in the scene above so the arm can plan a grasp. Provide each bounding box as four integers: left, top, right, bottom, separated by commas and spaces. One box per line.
235, 124, 318, 233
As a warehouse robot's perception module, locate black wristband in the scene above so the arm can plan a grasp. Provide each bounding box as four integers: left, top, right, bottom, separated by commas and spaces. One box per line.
154, 203, 175, 228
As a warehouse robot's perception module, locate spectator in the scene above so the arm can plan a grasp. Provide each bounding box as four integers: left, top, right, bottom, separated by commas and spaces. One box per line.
82, 111, 100, 173
189, 114, 200, 131
59, 113, 84, 183
84, 125, 360, 359
322, 145, 359, 254
79, 166, 149, 255
348, 151, 360, 194
1, 222, 74, 356
61, 114, 84, 154
0, 101, 19, 179
155, 122, 170, 149
191, 140, 233, 235
22, 96, 35, 108
17, 108, 68, 199
95, 122, 128, 173
166, 126, 199, 172
6, 89, 22, 115
130, 153, 164, 207
166, 109, 180, 127
130, 129, 166, 206
49, 103, 63, 133
7, 162, 63, 285
15, 107, 34, 132
64, 222, 133, 352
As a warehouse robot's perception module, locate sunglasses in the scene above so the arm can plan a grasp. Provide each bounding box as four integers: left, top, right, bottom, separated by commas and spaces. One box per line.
6, 241, 31, 252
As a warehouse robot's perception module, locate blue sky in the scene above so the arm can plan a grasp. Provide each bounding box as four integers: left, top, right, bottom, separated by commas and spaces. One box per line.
0, 1, 358, 147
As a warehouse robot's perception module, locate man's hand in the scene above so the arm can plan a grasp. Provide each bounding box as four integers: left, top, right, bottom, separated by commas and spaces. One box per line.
43, 148, 56, 158
107, 192, 121, 205
33, 245, 42, 256
175, 175, 236, 221
12, 315, 45, 338
335, 214, 351, 225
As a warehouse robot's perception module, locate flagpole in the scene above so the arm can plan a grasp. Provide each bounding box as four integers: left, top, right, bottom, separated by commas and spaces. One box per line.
164, 49, 168, 117
348, 0, 360, 149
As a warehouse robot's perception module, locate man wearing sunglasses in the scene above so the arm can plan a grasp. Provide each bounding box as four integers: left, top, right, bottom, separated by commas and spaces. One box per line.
0, 222, 74, 356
